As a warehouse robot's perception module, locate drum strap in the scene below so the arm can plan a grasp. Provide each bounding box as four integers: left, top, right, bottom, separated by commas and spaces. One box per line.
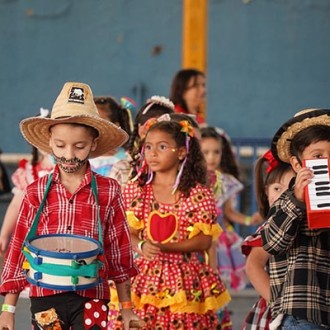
25, 173, 103, 248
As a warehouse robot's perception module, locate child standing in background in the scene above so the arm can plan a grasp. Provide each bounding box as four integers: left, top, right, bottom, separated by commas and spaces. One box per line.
90, 96, 134, 177
200, 127, 261, 291
0, 108, 54, 254
241, 150, 295, 330
115, 116, 230, 329
109, 95, 174, 188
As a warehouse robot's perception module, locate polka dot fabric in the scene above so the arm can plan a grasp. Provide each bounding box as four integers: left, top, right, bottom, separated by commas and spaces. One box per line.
84, 299, 108, 329
119, 182, 231, 329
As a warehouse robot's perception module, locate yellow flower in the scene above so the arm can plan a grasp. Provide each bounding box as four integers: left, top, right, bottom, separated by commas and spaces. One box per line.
179, 120, 194, 137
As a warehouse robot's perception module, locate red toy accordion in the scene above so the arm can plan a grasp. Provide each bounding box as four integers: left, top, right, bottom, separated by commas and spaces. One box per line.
304, 159, 330, 229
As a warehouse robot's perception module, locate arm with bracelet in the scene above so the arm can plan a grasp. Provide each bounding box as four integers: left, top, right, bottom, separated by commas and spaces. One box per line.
0, 292, 19, 330
115, 280, 145, 329
130, 227, 160, 260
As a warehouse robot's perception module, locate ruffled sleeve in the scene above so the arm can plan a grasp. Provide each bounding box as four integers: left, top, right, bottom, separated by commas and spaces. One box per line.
123, 181, 146, 230
11, 159, 30, 193
184, 185, 222, 241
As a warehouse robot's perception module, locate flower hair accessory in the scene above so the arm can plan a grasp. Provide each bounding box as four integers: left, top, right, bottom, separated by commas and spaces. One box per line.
39, 107, 50, 118
179, 120, 194, 137
263, 149, 279, 173
142, 95, 174, 114
140, 114, 172, 139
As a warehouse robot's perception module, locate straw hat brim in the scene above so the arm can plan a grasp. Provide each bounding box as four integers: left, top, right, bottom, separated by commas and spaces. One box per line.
20, 115, 128, 159
271, 109, 330, 163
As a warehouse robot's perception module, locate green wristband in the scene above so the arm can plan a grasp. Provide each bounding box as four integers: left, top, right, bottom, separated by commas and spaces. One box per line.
1, 304, 16, 313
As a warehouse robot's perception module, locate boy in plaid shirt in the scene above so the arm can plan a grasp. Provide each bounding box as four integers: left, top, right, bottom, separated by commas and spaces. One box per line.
0, 82, 143, 330
261, 109, 330, 329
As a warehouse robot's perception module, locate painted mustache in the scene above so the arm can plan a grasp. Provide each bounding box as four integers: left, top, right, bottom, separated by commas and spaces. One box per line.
52, 154, 87, 173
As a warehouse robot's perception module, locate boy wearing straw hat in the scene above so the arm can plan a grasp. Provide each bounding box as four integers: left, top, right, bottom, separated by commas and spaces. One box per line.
0, 82, 143, 330
261, 109, 330, 329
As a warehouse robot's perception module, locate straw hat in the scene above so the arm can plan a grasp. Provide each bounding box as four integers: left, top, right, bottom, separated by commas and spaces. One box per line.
20, 82, 128, 158
271, 108, 330, 163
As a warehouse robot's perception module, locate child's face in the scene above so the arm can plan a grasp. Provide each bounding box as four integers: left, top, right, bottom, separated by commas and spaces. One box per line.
49, 123, 98, 173
200, 137, 222, 171
144, 129, 185, 175
266, 169, 295, 206
301, 140, 330, 160
290, 140, 330, 172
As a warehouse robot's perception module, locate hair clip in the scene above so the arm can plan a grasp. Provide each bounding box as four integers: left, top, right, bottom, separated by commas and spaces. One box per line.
157, 113, 171, 122
120, 97, 136, 112
263, 150, 279, 173
179, 120, 194, 137
140, 113, 173, 139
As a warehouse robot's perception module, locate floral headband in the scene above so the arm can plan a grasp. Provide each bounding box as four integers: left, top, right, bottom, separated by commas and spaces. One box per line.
141, 114, 195, 139
142, 95, 175, 115
263, 149, 279, 173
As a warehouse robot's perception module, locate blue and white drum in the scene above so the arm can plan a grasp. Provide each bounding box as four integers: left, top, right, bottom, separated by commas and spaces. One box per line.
23, 234, 103, 291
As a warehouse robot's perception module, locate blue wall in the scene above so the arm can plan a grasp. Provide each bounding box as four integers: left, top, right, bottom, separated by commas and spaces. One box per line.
1, 0, 330, 153
208, 0, 330, 139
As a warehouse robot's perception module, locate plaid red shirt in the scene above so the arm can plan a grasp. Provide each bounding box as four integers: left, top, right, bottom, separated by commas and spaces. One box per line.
0, 163, 138, 299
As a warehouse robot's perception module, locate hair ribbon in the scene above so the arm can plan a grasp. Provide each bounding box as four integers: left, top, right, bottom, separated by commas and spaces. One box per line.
263, 150, 279, 173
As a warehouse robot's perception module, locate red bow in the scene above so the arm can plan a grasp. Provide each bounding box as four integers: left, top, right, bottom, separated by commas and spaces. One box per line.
263, 150, 279, 173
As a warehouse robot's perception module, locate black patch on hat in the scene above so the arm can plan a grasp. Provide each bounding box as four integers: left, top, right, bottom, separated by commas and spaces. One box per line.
68, 87, 85, 104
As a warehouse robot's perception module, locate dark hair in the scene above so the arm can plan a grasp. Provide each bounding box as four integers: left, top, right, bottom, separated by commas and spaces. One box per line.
200, 126, 240, 180
94, 96, 132, 150
169, 113, 199, 129
0, 151, 11, 194
130, 120, 207, 196
127, 101, 174, 155
290, 125, 330, 162
169, 68, 205, 112
254, 156, 292, 218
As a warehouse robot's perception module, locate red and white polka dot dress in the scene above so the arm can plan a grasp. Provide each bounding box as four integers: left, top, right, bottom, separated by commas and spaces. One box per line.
120, 182, 231, 330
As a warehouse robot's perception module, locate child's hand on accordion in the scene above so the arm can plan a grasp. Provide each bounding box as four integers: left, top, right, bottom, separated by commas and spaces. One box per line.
294, 166, 313, 202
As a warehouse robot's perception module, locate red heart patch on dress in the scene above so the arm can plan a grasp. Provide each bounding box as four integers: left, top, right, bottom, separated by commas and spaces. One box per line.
147, 211, 178, 243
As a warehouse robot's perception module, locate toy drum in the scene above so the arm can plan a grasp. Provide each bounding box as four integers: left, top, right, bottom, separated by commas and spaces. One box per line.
23, 234, 103, 291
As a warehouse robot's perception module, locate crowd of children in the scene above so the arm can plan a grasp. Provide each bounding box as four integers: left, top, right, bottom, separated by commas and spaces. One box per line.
0, 77, 329, 330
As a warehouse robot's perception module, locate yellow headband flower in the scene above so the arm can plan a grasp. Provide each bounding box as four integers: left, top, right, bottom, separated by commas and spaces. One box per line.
179, 120, 194, 137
